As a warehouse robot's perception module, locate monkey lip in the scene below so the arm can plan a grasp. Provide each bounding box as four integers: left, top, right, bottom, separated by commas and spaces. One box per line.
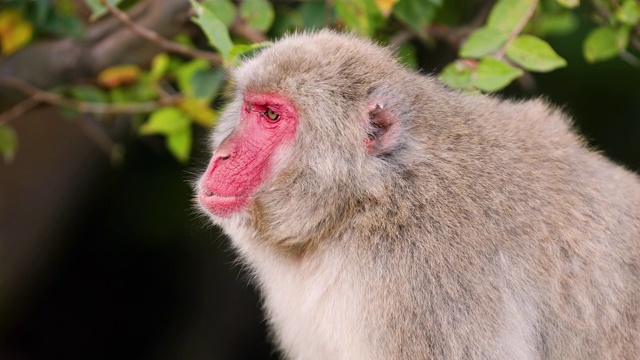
198, 190, 250, 217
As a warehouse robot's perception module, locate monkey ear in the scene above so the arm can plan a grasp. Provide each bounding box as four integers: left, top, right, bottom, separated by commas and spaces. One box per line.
365, 102, 401, 155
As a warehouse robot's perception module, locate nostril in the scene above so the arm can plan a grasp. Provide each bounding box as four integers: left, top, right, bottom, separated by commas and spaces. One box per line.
214, 149, 232, 161
204, 190, 214, 197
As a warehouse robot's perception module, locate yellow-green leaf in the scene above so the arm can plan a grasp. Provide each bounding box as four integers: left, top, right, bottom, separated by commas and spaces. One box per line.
202, 0, 237, 27
191, 0, 233, 61
506, 35, 566, 72
0, 9, 34, 56
487, 0, 536, 33
460, 27, 509, 59
228, 41, 271, 65
140, 107, 190, 136
335, 0, 383, 36
616, 0, 640, 25
167, 129, 192, 163
375, 0, 400, 17
0, 124, 18, 163
475, 57, 523, 92
439, 59, 475, 90
555, 0, 579, 9
240, 0, 275, 32
531, 11, 578, 37
150, 53, 170, 81
178, 98, 217, 127
583, 26, 624, 63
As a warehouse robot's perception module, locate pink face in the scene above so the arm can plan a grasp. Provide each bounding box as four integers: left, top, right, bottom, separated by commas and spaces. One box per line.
198, 93, 298, 218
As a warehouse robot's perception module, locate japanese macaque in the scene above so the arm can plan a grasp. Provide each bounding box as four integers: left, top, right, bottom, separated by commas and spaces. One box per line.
196, 30, 640, 359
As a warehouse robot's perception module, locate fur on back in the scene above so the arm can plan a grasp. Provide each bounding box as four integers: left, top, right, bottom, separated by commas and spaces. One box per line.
204, 30, 640, 360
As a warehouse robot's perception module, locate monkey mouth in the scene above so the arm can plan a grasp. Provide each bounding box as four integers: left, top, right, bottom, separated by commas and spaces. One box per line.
198, 190, 250, 217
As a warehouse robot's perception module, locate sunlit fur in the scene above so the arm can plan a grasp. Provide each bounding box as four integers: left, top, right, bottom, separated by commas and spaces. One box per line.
197, 30, 640, 359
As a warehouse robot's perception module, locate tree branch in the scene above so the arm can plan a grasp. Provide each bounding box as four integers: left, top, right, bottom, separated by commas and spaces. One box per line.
230, 19, 268, 43
75, 116, 117, 158
0, 75, 182, 116
99, 0, 222, 64
427, 0, 496, 50
0, 97, 40, 125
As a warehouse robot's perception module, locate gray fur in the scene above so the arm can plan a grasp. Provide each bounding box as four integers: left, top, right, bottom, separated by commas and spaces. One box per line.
199, 30, 640, 359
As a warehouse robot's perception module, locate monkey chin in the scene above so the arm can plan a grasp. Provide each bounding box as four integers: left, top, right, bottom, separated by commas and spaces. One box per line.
197, 190, 250, 218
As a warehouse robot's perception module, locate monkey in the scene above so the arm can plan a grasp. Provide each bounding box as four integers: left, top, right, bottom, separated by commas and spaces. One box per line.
196, 30, 640, 359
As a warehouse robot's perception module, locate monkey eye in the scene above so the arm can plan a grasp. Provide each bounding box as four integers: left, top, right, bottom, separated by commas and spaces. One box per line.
264, 108, 280, 121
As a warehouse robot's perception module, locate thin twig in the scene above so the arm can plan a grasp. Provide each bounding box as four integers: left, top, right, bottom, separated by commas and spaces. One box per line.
631, 36, 640, 52
591, 0, 612, 23
619, 50, 640, 68
75, 116, 116, 157
429, 24, 476, 48
470, 0, 497, 28
0, 97, 40, 125
388, 30, 414, 51
0, 75, 182, 115
494, 0, 539, 60
99, 0, 222, 64
428, 0, 496, 49
230, 19, 268, 43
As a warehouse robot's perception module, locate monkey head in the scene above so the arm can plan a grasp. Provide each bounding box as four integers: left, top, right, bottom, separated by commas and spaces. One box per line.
196, 31, 418, 249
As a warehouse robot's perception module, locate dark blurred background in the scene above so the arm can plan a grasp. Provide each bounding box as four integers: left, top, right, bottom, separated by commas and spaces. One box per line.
0, 1, 639, 359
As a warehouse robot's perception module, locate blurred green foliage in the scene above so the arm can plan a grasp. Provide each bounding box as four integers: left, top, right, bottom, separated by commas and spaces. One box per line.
0, 0, 639, 163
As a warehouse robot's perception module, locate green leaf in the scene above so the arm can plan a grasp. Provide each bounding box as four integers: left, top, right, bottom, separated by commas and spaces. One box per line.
487, 0, 536, 33
174, 58, 210, 97
617, 26, 631, 50
228, 41, 271, 65
506, 34, 566, 72
140, 107, 190, 136
150, 53, 170, 81
555, 0, 579, 9
299, 2, 327, 29
475, 57, 523, 92
202, 0, 237, 26
616, 0, 640, 26
0, 124, 18, 163
531, 11, 578, 37
335, 0, 383, 36
127, 81, 158, 102
439, 60, 475, 90
460, 27, 509, 58
397, 42, 418, 69
83, 0, 123, 21
42, 12, 84, 38
178, 98, 217, 127
191, 0, 233, 61
167, 129, 192, 163
191, 68, 224, 101
392, 0, 438, 35
69, 85, 109, 103
583, 26, 625, 63
240, 0, 275, 32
